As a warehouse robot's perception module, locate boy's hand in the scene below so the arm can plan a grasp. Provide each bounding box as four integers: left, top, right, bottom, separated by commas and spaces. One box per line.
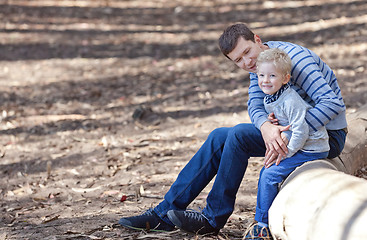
268, 112, 279, 125
260, 122, 290, 167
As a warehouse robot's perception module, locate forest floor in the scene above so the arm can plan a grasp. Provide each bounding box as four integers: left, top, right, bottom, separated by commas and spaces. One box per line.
0, 0, 367, 239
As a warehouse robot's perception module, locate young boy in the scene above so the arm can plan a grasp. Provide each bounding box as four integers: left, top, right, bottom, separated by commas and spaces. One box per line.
244, 48, 330, 239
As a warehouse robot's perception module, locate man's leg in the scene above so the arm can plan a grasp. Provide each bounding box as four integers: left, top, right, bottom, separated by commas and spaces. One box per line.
327, 129, 347, 159
202, 123, 266, 229
167, 124, 267, 234
119, 125, 234, 231
154, 126, 232, 224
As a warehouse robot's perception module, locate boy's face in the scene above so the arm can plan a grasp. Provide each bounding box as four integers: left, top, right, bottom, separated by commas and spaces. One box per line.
227, 35, 267, 73
257, 62, 290, 95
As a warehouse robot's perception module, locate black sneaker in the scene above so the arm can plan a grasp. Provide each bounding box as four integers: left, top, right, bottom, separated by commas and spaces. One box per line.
167, 210, 219, 235
118, 209, 175, 232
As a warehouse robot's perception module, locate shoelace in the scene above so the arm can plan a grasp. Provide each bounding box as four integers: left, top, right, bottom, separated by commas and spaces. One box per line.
141, 208, 154, 217
183, 210, 207, 223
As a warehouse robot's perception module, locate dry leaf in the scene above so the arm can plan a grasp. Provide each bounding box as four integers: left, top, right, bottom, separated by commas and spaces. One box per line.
100, 190, 119, 198
68, 169, 80, 175
0, 232, 7, 240
47, 161, 52, 178
12, 184, 33, 195
42, 215, 59, 223
72, 186, 101, 193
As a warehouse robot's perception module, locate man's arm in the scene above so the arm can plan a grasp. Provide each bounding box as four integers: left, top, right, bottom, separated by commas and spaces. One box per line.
288, 46, 345, 132
261, 122, 290, 167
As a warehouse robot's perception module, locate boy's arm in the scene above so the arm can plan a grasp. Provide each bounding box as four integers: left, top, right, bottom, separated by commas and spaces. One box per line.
248, 73, 289, 159
264, 91, 309, 168
283, 94, 310, 158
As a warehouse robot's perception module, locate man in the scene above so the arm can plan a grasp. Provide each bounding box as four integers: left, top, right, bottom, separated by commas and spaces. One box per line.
118, 23, 347, 235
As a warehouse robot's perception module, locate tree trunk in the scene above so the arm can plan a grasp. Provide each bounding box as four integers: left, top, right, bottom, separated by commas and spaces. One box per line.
268, 104, 367, 240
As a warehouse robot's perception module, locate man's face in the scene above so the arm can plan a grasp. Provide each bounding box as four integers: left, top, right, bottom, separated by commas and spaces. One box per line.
227, 35, 267, 73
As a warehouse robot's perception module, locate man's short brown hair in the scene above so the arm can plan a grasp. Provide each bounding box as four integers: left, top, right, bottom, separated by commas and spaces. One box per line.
218, 23, 255, 58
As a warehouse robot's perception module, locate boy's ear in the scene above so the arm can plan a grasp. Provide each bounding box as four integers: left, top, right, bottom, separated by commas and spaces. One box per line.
283, 73, 291, 84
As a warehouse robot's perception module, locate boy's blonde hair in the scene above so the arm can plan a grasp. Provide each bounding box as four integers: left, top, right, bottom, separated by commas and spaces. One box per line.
256, 48, 292, 75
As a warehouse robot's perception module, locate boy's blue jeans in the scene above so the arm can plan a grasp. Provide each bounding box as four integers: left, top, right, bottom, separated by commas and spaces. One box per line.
153, 123, 346, 229
255, 150, 328, 224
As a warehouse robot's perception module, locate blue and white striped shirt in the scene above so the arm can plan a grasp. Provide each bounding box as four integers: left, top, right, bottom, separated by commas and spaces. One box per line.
248, 41, 347, 132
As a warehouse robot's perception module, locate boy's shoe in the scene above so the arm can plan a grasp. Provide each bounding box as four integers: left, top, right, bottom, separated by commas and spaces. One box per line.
118, 208, 175, 232
243, 222, 273, 239
167, 210, 219, 235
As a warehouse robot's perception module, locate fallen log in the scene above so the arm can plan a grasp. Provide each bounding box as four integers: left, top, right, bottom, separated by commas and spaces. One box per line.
268, 104, 367, 240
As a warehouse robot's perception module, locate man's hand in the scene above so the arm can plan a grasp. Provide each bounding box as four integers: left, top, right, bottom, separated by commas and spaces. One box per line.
260, 121, 290, 168
264, 132, 289, 168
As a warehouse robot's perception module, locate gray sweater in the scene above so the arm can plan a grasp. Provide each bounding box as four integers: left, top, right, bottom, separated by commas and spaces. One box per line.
264, 87, 330, 158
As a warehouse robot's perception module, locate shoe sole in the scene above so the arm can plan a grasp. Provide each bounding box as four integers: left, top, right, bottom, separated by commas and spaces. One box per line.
167, 210, 183, 229
118, 220, 175, 233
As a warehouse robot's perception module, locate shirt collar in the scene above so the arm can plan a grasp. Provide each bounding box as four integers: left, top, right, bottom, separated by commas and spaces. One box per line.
264, 82, 291, 104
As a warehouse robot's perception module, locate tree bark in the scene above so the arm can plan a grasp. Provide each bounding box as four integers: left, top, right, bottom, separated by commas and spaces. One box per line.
268, 104, 367, 240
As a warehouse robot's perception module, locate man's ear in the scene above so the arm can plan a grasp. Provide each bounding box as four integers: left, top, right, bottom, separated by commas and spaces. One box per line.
254, 34, 262, 44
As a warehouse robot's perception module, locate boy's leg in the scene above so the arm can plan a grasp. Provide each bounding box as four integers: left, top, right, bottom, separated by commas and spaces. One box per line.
255, 151, 328, 224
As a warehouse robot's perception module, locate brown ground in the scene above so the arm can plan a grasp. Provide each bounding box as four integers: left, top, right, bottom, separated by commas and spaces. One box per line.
0, 0, 366, 239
